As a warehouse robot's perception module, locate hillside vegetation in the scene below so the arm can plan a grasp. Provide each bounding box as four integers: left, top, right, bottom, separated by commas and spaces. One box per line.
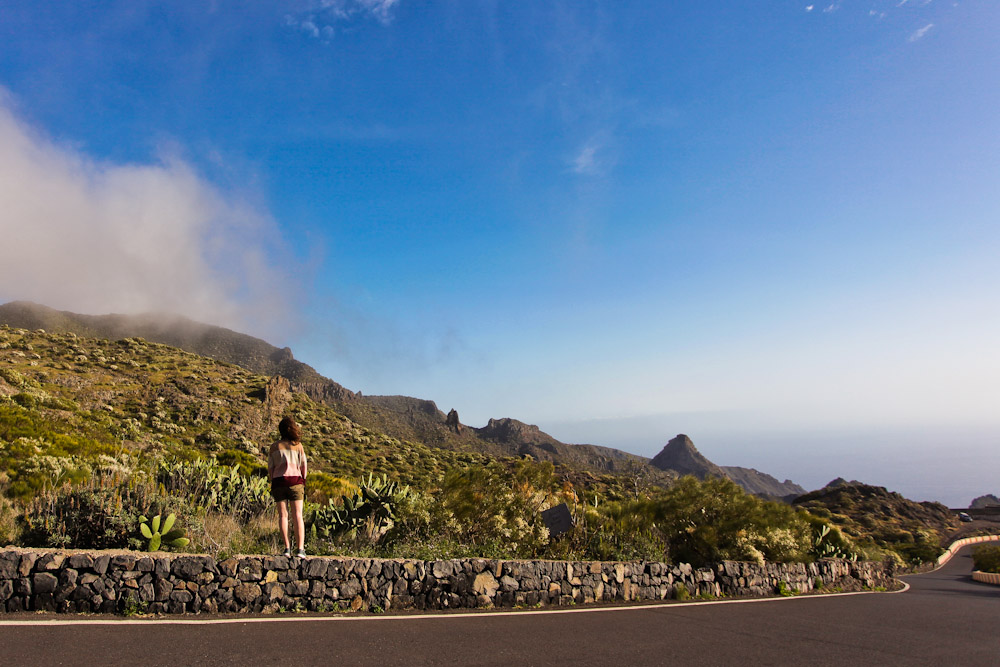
0, 319, 955, 568
793, 480, 959, 563
0, 302, 791, 496
0, 325, 841, 566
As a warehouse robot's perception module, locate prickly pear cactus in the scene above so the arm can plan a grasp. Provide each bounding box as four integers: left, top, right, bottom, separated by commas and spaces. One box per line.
138, 513, 190, 551
309, 473, 409, 541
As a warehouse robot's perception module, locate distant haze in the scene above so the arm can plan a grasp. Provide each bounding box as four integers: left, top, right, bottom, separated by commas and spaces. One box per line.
545, 417, 997, 508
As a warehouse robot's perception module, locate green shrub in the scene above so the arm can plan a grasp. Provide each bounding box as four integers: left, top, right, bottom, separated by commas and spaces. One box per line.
19, 474, 162, 549
972, 545, 1000, 573
649, 476, 810, 567
0, 486, 18, 545
156, 458, 271, 521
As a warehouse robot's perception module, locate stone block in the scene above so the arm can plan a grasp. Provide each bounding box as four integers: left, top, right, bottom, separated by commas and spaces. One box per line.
111, 554, 136, 571
218, 558, 238, 577
264, 582, 285, 602
93, 555, 111, 575
286, 580, 309, 596
236, 559, 263, 581
154, 558, 171, 578
263, 556, 289, 571
18, 554, 38, 577
172, 557, 207, 580
66, 554, 94, 570
14, 577, 32, 596
35, 553, 65, 571
154, 579, 174, 602
170, 589, 194, 604
234, 583, 261, 604
473, 571, 499, 598
431, 560, 453, 578
303, 558, 329, 579
60, 569, 79, 586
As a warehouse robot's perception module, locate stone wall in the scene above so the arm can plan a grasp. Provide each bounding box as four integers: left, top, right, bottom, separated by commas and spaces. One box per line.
0, 548, 895, 615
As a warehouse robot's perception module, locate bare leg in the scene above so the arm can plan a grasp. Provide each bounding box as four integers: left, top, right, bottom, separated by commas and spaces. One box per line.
291, 498, 305, 551
276, 500, 290, 551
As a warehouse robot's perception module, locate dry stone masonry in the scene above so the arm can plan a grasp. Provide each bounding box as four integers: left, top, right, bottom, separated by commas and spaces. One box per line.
0, 548, 895, 615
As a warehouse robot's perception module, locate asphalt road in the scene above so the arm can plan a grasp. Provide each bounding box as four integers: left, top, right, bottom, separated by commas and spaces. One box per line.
1, 544, 997, 666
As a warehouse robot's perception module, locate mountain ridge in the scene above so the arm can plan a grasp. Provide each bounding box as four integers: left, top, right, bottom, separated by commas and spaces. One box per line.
0, 301, 799, 495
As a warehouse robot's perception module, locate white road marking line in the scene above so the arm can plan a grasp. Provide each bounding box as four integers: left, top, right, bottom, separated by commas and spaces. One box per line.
0, 586, 906, 626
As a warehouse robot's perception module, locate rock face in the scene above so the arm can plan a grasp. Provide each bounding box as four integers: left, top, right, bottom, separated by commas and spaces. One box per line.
263, 376, 292, 425
445, 409, 462, 434
0, 548, 894, 615
650, 434, 725, 479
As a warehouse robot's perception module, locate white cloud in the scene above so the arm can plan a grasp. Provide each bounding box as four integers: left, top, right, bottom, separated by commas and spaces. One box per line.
822, 3, 840, 13
805, 5, 815, 12
353, 0, 399, 25
288, 0, 401, 40
572, 144, 599, 175
908, 23, 934, 41
0, 92, 300, 338
301, 19, 320, 38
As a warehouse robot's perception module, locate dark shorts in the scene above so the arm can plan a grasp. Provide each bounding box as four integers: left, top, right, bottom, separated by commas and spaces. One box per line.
271, 484, 305, 502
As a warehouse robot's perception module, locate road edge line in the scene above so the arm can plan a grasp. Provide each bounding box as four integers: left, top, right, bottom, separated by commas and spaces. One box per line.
0, 586, 904, 626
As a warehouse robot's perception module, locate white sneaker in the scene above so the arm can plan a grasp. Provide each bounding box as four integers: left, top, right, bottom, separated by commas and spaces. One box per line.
296, 549, 306, 558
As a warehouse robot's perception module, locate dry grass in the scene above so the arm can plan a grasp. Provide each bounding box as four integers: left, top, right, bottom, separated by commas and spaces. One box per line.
198, 510, 282, 557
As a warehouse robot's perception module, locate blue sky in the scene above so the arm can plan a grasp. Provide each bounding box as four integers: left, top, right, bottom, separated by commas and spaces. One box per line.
1, 1, 998, 505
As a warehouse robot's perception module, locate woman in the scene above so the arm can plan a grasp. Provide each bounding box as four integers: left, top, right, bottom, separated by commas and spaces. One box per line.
268, 416, 308, 557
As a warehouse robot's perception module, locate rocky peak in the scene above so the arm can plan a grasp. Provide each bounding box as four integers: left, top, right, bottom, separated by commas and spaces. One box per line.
649, 434, 725, 480
445, 408, 462, 434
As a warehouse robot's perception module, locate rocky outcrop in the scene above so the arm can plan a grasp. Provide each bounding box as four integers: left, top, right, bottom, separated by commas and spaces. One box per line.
0, 548, 895, 615
445, 409, 462, 434
263, 376, 292, 425
970, 494, 1000, 509
650, 434, 725, 479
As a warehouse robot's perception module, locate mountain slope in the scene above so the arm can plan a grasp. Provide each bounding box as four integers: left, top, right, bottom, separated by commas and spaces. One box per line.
0, 302, 799, 495
721, 467, 805, 499
793, 480, 959, 560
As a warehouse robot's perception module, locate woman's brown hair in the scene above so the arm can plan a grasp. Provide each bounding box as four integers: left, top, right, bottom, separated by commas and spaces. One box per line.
278, 416, 301, 443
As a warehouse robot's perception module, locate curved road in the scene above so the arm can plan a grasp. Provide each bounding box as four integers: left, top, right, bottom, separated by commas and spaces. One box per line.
1, 544, 997, 666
